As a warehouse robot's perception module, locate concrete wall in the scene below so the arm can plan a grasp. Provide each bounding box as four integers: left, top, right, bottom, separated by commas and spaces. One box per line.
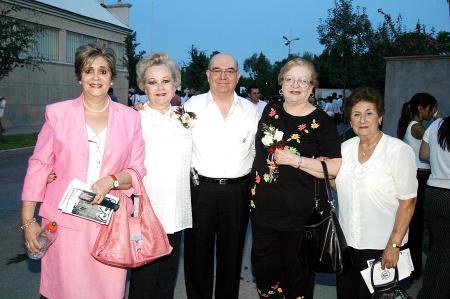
383, 55, 450, 136
0, 63, 128, 127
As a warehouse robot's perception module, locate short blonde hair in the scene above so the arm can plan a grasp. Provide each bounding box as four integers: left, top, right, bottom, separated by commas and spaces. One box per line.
74, 43, 116, 81
277, 58, 318, 87
136, 53, 181, 91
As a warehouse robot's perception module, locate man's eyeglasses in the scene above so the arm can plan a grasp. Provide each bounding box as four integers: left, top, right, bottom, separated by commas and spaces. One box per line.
209, 68, 238, 77
88, 135, 103, 165
283, 75, 311, 88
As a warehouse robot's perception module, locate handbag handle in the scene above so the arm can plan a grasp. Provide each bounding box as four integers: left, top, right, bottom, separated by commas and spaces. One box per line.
124, 168, 146, 214
320, 161, 336, 209
370, 256, 400, 291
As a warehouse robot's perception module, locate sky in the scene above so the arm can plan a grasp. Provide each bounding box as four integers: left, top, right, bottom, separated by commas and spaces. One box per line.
118, 0, 449, 71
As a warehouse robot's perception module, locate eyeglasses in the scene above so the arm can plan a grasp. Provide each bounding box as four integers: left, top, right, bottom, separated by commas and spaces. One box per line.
283, 75, 311, 88
209, 68, 238, 77
88, 135, 103, 165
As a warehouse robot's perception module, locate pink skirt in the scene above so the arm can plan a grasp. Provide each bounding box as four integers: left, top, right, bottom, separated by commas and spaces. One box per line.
40, 218, 127, 299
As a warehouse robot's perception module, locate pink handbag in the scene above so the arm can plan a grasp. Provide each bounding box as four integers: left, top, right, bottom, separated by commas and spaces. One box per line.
91, 168, 173, 268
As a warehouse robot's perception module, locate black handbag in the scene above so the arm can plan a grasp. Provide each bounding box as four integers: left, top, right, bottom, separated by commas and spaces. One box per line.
371, 257, 410, 299
301, 161, 347, 274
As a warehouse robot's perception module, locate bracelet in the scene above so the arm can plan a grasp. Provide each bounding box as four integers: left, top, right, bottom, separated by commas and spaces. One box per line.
296, 156, 304, 168
20, 217, 37, 230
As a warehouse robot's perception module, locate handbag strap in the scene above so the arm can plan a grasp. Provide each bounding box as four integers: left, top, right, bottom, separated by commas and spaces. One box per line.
370, 256, 400, 291
320, 161, 336, 209
124, 168, 146, 213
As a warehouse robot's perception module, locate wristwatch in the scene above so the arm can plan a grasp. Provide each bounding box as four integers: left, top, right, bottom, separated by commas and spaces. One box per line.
391, 243, 401, 249
110, 174, 119, 188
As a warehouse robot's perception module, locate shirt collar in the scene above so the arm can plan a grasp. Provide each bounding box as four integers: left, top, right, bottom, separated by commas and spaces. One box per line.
144, 102, 172, 117
206, 91, 244, 110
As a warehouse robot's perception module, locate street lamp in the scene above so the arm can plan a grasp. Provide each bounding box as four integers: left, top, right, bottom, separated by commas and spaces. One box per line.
283, 36, 299, 56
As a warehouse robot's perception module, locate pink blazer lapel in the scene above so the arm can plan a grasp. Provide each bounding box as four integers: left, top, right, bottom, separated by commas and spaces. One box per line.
71, 95, 89, 156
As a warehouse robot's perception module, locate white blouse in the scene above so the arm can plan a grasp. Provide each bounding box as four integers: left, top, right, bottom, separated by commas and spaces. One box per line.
335, 134, 418, 250
139, 104, 192, 234
86, 125, 107, 186
403, 121, 430, 169
423, 118, 450, 189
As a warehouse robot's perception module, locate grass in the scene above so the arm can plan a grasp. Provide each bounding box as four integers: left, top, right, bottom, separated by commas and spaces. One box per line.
0, 133, 38, 150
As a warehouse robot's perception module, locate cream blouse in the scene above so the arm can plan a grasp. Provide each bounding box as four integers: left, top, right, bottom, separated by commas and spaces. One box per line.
335, 133, 418, 250
139, 104, 192, 234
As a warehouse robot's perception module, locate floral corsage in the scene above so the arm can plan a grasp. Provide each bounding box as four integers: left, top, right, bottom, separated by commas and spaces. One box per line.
261, 123, 285, 182
174, 106, 197, 129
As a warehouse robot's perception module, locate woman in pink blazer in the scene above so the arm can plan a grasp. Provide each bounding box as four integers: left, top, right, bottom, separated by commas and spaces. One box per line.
20, 44, 146, 299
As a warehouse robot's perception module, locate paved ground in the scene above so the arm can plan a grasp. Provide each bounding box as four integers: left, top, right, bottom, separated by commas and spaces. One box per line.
0, 148, 423, 298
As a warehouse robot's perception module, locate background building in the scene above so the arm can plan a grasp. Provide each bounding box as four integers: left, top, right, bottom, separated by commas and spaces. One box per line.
0, 0, 132, 128
383, 55, 450, 136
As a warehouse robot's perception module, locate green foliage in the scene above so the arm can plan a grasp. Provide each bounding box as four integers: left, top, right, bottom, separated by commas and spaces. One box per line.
181, 45, 210, 93
0, 133, 37, 150
124, 31, 146, 90
317, 0, 373, 89
243, 52, 277, 97
0, 5, 41, 81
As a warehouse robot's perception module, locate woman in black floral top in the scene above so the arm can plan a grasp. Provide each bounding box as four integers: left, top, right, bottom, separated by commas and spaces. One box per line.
250, 58, 341, 299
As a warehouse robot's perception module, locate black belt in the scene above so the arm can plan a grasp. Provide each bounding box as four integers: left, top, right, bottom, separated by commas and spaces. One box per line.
198, 174, 250, 185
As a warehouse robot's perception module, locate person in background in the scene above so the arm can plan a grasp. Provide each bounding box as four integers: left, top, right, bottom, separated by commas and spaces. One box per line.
0, 96, 6, 140
397, 92, 438, 279
297, 87, 417, 299
250, 58, 341, 298
128, 53, 192, 299
108, 87, 118, 102
170, 90, 182, 106
418, 114, 450, 299
332, 92, 343, 123
247, 85, 267, 120
183, 53, 258, 299
324, 96, 334, 118
20, 43, 146, 299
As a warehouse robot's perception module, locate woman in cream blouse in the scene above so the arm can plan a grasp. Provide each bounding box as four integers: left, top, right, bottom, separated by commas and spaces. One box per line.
128, 53, 192, 299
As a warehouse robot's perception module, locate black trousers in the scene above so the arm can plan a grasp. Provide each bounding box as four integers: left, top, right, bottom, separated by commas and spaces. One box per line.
418, 186, 450, 299
251, 224, 315, 299
407, 169, 430, 278
336, 247, 383, 299
128, 231, 182, 299
184, 179, 250, 299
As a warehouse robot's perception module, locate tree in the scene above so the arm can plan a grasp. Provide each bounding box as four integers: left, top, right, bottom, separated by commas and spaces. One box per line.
243, 52, 276, 97
124, 31, 145, 90
181, 45, 210, 92
0, 5, 41, 80
317, 0, 373, 90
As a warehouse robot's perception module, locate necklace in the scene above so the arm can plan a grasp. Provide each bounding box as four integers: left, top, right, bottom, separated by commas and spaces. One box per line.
359, 132, 382, 157
83, 98, 109, 113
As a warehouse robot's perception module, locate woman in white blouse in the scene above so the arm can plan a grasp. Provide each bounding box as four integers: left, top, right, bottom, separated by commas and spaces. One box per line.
128, 53, 193, 299
281, 87, 417, 299
418, 115, 450, 299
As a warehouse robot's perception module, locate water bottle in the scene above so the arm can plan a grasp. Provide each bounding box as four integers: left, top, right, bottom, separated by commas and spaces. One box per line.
27, 221, 58, 260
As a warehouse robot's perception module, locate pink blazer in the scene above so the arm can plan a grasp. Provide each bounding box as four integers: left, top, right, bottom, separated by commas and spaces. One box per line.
22, 94, 146, 230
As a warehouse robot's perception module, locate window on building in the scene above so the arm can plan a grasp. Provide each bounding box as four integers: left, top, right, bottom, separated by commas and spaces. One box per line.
66, 31, 95, 63
109, 42, 125, 69
34, 26, 59, 61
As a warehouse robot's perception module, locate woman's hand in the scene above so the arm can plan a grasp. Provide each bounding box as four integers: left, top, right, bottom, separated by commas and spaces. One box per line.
274, 148, 301, 168
90, 176, 114, 204
23, 222, 42, 253
381, 245, 400, 269
47, 171, 57, 183
133, 103, 144, 111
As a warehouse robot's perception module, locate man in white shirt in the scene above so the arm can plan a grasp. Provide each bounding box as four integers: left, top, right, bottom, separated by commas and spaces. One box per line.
248, 85, 267, 120
332, 93, 343, 123
183, 53, 258, 299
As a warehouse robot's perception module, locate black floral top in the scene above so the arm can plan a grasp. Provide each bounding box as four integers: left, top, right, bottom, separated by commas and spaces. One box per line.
250, 101, 341, 231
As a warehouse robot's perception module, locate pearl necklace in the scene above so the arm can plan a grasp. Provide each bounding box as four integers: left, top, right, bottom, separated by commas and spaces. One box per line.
83, 98, 109, 113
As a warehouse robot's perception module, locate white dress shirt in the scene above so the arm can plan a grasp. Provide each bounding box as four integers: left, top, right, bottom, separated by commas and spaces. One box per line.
184, 91, 258, 178
423, 118, 450, 189
253, 100, 267, 120
335, 134, 418, 250
140, 104, 192, 233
